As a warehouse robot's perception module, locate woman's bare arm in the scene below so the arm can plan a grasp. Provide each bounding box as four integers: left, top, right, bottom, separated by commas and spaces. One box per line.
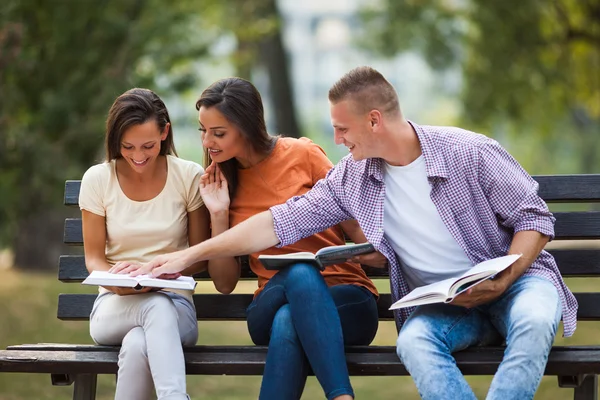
81, 210, 149, 295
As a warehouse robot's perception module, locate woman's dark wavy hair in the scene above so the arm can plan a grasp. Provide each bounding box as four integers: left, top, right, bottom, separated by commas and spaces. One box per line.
105, 88, 177, 161
196, 77, 275, 199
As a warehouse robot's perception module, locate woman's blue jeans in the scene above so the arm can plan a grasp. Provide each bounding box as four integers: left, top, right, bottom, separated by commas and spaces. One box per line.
246, 263, 379, 400
396, 275, 562, 400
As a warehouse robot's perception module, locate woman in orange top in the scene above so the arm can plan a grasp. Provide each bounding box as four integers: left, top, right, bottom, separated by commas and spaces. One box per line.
197, 77, 384, 400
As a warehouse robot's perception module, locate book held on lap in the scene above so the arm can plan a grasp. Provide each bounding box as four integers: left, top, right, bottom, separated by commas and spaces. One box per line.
82, 270, 197, 291
389, 254, 522, 310
258, 242, 376, 271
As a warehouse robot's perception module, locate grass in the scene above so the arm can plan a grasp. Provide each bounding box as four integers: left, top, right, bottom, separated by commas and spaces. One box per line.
0, 270, 599, 399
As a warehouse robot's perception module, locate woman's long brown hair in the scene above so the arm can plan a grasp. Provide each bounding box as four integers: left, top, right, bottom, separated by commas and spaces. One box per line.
196, 78, 275, 200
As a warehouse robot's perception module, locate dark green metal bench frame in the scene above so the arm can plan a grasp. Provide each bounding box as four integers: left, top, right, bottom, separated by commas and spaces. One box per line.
1, 174, 600, 400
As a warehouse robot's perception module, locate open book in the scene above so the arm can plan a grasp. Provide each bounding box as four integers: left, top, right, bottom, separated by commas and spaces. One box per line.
389, 254, 522, 310
258, 242, 376, 271
82, 270, 197, 291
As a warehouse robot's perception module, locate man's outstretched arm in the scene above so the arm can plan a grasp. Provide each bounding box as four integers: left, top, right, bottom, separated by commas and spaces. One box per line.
132, 210, 279, 277
129, 161, 353, 278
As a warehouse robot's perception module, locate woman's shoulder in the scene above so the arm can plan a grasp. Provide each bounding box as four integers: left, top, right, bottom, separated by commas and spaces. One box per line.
167, 155, 204, 176
79, 162, 113, 206
277, 137, 324, 155
166, 156, 204, 194
81, 161, 112, 184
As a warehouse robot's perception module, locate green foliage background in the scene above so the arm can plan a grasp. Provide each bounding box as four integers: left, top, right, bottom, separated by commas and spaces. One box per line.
0, 1, 599, 397
361, 0, 600, 174
0, 0, 209, 248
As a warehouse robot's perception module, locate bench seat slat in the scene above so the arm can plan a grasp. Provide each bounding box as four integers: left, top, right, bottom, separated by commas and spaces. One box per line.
3, 345, 600, 376
58, 249, 600, 282
57, 292, 600, 321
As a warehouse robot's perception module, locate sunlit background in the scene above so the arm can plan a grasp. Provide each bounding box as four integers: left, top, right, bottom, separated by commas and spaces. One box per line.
1, 0, 599, 398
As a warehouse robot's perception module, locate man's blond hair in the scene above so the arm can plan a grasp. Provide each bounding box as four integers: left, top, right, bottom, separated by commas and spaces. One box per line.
328, 66, 400, 116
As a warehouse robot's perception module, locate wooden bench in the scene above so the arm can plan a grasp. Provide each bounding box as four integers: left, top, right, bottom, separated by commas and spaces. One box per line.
1, 174, 600, 400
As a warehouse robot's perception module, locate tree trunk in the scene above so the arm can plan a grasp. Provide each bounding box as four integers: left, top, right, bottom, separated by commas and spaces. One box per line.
13, 209, 79, 271
256, 0, 300, 138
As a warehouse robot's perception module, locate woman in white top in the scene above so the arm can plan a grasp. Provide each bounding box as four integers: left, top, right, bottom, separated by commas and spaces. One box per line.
79, 88, 209, 400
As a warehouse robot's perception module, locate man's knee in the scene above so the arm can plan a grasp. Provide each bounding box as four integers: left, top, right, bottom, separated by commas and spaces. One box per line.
396, 323, 428, 361
511, 307, 561, 341
508, 279, 561, 340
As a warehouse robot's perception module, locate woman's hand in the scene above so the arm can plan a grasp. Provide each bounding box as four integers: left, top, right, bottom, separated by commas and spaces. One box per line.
108, 261, 182, 279
108, 261, 144, 274
200, 162, 230, 216
103, 262, 181, 296
350, 251, 389, 268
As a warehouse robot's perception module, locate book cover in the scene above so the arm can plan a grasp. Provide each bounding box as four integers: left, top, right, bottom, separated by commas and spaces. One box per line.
82, 270, 197, 291
258, 242, 376, 271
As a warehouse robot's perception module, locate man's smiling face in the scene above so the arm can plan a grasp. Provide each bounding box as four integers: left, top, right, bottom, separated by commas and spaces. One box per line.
330, 100, 374, 161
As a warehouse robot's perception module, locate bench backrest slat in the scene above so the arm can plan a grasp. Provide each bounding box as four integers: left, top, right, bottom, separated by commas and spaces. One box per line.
63, 212, 600, 244
58, 249, 600, 281
61, 174, 600, 324
535, 175, 600, 203
64, 175, 600, 206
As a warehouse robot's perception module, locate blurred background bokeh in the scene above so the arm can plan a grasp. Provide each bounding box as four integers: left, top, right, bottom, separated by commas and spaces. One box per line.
0, 0, 598, 398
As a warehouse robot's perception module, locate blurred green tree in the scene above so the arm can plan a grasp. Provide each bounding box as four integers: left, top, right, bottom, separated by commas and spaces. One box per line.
0, 0, 301, 269
361, 0, 600, 173
200, 0, 300, 138
0, 0, 210, 268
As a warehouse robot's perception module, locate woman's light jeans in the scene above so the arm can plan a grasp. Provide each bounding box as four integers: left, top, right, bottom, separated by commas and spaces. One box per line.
90, 291, 198, 400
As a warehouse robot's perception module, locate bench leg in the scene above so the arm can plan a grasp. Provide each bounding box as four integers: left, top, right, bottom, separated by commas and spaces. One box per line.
574, 375, 598, 400
72, 374, 97, 400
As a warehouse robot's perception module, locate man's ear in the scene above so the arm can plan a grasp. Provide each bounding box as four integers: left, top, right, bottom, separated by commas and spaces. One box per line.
368, 110, 382, 130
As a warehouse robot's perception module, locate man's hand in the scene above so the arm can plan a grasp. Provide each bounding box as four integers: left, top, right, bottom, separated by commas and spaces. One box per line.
350, 251, 388, 268
450, 279, 509, 308
107, 261, 181, 279
130, 249, 192, 277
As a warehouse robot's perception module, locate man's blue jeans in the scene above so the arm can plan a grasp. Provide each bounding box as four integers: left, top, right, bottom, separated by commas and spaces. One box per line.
396, 275, 562, 400
246, 263, 379, 400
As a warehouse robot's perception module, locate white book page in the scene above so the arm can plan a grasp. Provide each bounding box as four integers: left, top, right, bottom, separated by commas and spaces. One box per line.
83, 271, 195, 289
388, 254, 522, 310
460, 254, 522, 279
138, 275, 195, 284
137, 274, 196, 289
85, 270, 139, 281
258, 252, 316, 260
316, 243, 374, 257
389, 276, 457, 310
448, 254, 521, 295
81, 270, 138, 287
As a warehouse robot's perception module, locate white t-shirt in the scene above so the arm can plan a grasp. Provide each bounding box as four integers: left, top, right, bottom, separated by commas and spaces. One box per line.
383, 155, 472, 289
79, 155, 204, 300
